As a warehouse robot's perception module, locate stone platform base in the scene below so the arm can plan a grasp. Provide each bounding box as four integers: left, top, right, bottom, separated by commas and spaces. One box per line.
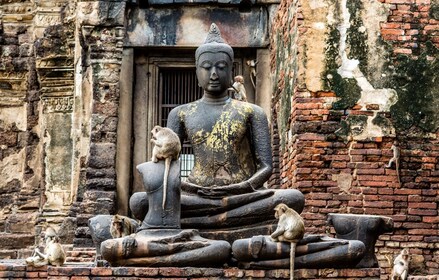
0, 261, 382, 280
0, 261, 436, 279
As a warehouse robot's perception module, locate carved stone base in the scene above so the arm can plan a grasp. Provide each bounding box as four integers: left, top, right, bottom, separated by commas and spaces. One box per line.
232, 235, 365, 269
101, 229, 231, 267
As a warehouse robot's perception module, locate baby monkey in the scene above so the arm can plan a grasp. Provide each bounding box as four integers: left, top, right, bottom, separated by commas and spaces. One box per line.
150, 125, 181, 209
271, 203, 305, 280
26, 227, 66, 267
391, 249, 410, 280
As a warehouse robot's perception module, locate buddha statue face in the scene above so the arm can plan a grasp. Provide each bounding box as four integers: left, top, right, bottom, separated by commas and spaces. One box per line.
196, 51, 232, 96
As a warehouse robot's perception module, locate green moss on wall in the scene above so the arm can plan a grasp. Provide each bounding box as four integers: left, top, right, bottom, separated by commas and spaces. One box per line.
389, 42, 439, 132
323, 26, 362, 110
346, 0, 368, 75
273, 7, 298, 151
330, 72, 362, 110
430, 3, 439, 20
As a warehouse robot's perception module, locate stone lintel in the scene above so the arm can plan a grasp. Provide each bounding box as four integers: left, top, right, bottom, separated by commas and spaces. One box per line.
0, 96, 26, 107
125, 6, 269, 48
1, 3, 35, 23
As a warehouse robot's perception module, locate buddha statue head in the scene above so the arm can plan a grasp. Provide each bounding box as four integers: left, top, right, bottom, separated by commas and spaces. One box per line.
195, 23, 234, 96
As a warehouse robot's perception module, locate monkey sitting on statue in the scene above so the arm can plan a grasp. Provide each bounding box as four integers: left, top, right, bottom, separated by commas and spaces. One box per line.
271, 203, 305, 243
26, 227, 66, 267
150, 125, 181, 209
271, 203, 305, 280
110, 214, 136, 238
391, 249, 410, 280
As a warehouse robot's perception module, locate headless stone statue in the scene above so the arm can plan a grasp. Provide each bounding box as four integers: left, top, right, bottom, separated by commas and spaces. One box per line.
137, 160, 181, 230
101, 158, 231, 267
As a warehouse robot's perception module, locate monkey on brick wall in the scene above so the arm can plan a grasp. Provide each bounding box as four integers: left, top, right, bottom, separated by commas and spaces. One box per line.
26, 227, 66, 267
391, 249, 410, 280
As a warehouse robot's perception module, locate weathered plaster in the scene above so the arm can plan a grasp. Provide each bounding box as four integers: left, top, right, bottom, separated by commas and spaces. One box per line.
389, 45, 439, 134
0, 105, 27, 132
298, 0, 329, 91
125, 7, 269, 47
0, 148, 25, 190
326, 0, 397, 140
332, 172, 353, 194
360, 0, 391, 88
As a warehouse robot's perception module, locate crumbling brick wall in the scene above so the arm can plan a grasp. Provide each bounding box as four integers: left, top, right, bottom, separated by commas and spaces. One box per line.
0, 1, 43, 258
271, 0, 438, 276
0, 0, 126, 254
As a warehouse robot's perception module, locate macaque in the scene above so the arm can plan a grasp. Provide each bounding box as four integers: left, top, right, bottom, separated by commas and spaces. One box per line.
391, 249, 409, 280
110, 214, 136, 238
150, 125, 181, 209
271, 203, 305, 243
26, 227, 66, 267
386, 141, 400, 184
231, 75, 247, 102
271, 203, 305, 280
246, 59, 258, 89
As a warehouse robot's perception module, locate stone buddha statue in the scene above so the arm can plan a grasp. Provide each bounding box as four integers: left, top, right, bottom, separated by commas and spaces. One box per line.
130, 23, 304, 241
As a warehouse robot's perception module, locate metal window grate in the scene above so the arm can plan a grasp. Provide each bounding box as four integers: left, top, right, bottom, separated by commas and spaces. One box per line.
159, 68, 203, 180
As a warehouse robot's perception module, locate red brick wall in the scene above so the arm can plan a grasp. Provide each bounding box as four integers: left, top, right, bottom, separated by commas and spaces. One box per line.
271, 0, 439, 277
0, 263, 383, 280
379, 0, 439, 55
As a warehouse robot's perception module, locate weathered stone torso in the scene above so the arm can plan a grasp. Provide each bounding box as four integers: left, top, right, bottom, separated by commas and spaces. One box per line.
177, 98, 257, 187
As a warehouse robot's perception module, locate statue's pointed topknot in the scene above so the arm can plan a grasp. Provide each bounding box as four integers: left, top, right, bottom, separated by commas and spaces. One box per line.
204, 23, 225, 44
195, 23, 234, 62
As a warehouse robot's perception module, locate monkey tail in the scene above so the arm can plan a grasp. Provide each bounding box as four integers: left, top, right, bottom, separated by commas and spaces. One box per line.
290, 242, 296, 280
163, 157, 172, 209
250, 74, 256, 89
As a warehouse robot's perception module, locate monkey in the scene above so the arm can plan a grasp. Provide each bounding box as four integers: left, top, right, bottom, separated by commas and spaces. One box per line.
231, 75, 248, 102
26, 227, 66, 267
386, 141, 400, 184
110, 214, 136, 238
150, 125, 181, 209
271, 203, 305, 280
271, 203, 305, 243
246, 59, 258, 89
391, 249, 410, 280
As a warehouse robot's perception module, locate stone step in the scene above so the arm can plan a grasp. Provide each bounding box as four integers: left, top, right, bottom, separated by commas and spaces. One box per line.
0, 233, 34, 250
65, 247, 96, 262
0, 248, 33, 259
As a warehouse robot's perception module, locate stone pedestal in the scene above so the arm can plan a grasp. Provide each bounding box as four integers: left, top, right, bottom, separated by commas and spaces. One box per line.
327, 213, 393, 268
